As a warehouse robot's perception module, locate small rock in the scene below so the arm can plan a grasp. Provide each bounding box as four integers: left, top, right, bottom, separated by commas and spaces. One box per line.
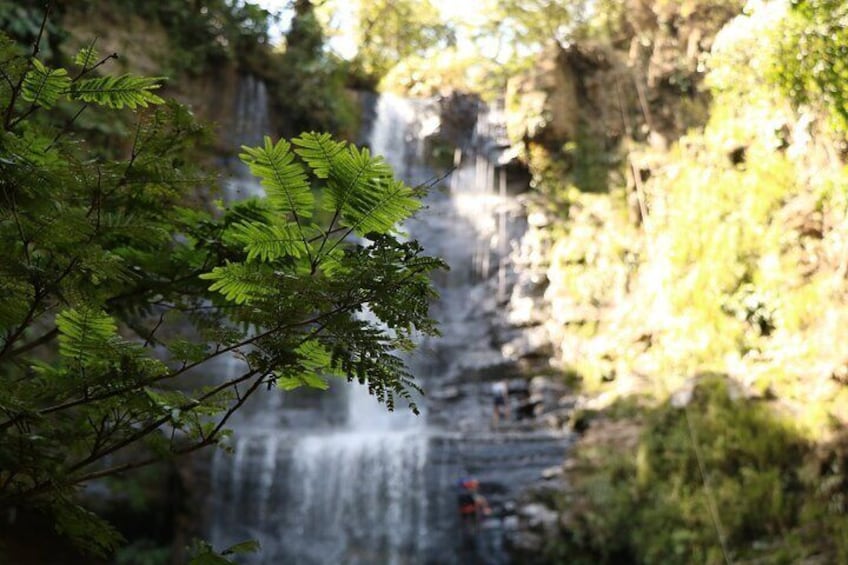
502, 515, 519, 530
519, 503, 559, 531
541, 466, 563, 479
558, 395, 577, 409
529, 375, 552, 393
543, 414, 561, 429
562, 458, 579, 472
670, 381, 695, 408
648, 130, 668, 151
501, 326, 553, 360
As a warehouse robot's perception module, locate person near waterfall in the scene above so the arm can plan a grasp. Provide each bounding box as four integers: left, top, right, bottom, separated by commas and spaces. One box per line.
457, 477, 491, 536
491, 379, 510, 425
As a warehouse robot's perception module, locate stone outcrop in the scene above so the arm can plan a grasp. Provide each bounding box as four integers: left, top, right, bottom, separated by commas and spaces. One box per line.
506, 45, 580, 148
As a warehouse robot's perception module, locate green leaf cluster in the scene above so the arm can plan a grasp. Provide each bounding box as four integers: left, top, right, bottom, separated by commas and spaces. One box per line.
16, 52, 163, 113
71, 0, 274, 74
772, 0, 848, 136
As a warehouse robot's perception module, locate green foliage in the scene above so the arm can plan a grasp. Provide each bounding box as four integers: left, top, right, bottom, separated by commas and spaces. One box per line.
553, 377, 848, 564
351, 0, 455, 80
564, 126, 613, 194
481, 0, 581, 52
56, 307, 119, 368
73, 43, 98, 69
527, 1, 848, 560
772, 0, 848, 136
74, 0, 274, 73
240, 137, 315, 218
114, 541, 170, 565
53, 501, 126, 557
0, 21, 443, 560
21, 59, 71, 109
69, 74, 164, 109
270, 1, 358, 137
0, 1, 61, 59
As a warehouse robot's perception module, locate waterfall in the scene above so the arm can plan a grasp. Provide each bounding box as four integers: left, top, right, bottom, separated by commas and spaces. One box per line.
226, 74, 271, 200
204, 86, 569, 565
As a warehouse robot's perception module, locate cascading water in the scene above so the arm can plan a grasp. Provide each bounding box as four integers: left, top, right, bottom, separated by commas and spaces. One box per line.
204, 85, 569, 564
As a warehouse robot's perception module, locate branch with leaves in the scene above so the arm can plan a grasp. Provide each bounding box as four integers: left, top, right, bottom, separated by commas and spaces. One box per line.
0, 19, 445, 561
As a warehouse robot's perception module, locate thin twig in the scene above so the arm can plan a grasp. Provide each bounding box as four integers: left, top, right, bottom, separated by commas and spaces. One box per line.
2, 2, 52, 129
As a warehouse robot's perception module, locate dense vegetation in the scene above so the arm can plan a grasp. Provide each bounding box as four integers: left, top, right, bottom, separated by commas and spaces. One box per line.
548, 378, 848, 564
0, 6, 443, 561
774, 0, 848, 136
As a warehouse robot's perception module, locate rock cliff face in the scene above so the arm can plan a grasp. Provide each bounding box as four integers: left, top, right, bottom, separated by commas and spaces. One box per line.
512, 0, 847, 410
497, 0, 848, 558
501, 0, 745, 389
505, 0, 741, 172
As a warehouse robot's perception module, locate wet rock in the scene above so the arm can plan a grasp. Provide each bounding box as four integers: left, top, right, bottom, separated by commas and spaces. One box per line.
501, 326, 553, 360
558, 395, 578, 410
506, 296, 541, 327
519, 503, 559, 531
542, 413, 563, 430
437, 92, 481, 148
502, 514, 519, 531
529, 375, 559, 395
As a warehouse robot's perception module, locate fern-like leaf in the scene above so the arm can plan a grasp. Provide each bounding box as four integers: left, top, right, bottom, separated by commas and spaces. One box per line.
324, 145, 414, 233
199, 262, 273, 305
68, 74, 164, 109
56, 306, 118, 367
276, 373, 329, 391
275, 340, 343, 390
53, 501, 125, 558
73, 43, 99, 69
292, 132, 346, 179
239, 136, 313, 218
229, 220, 305, 262
21, 59, 71, 109
343, 176, 421, 235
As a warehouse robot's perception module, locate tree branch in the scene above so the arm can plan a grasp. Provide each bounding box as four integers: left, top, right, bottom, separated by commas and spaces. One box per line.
67, 372, 267, 485
2, 2, 52, 130
5, 327, 58, 359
